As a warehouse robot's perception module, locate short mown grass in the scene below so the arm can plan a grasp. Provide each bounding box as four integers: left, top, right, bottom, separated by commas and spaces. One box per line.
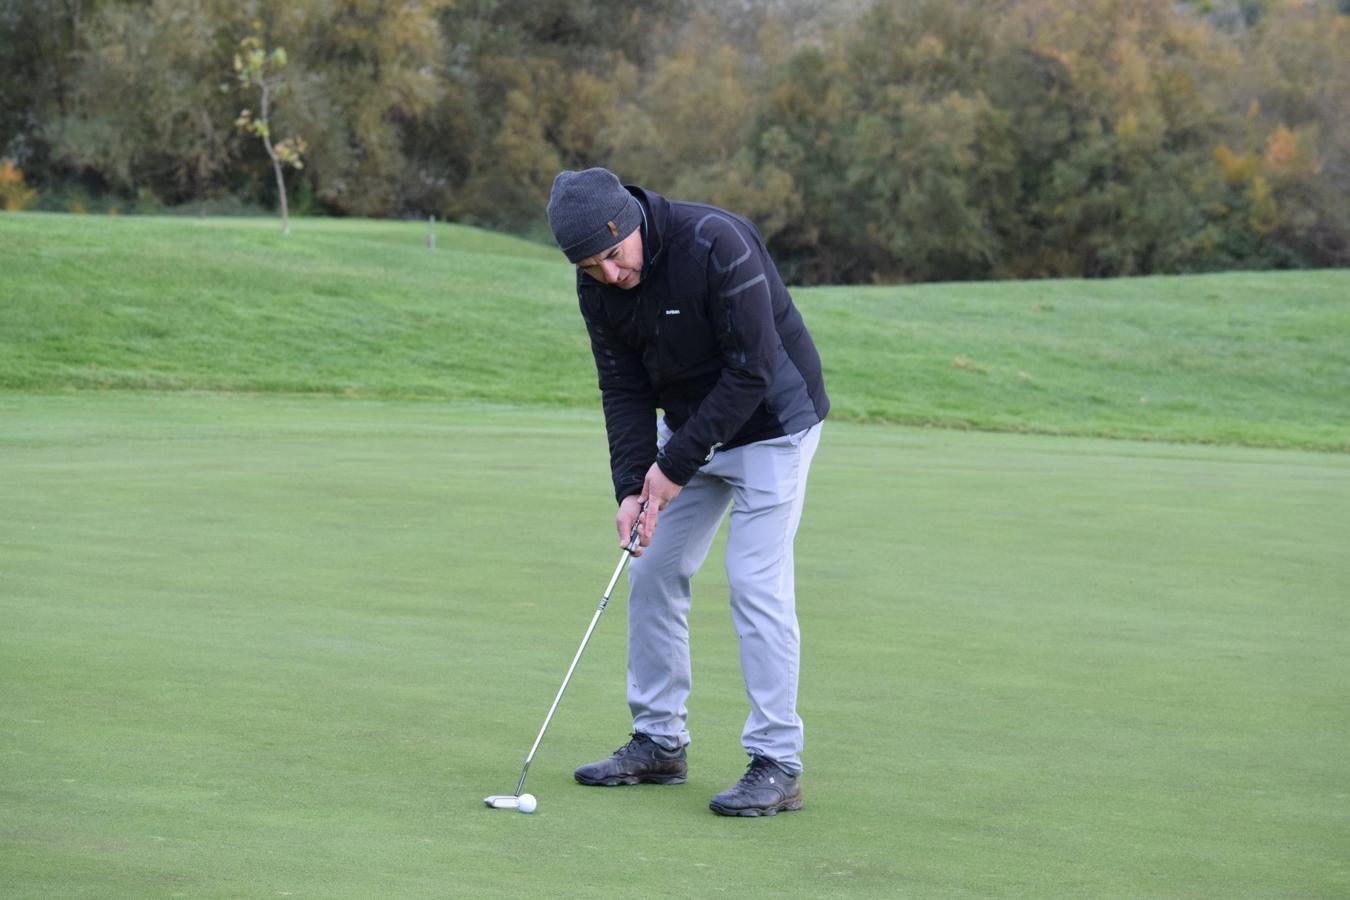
1, 395, 1347, 898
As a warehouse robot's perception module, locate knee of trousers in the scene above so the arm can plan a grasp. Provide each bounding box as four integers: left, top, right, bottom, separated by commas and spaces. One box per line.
629, 547, 700, 592
725, 551, 794, 604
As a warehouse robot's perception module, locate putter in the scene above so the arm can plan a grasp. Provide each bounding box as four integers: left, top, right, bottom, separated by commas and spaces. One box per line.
484, 502, 648, 809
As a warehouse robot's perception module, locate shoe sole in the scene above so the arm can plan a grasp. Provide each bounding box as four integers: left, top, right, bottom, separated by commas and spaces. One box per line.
708, 797, 803, 817
575, 773, 687, 786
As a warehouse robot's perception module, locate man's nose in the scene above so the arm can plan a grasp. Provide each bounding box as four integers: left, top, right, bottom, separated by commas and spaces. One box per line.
601, 259, 622, 283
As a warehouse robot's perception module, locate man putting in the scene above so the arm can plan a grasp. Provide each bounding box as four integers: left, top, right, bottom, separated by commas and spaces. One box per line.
546, 167, 829, 817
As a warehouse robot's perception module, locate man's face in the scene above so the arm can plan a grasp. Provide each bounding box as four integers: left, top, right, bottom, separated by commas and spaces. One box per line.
576, 228, 644, 290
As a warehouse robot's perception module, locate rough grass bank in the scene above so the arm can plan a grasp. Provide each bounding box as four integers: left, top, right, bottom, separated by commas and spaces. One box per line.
2, 213, 1347, 451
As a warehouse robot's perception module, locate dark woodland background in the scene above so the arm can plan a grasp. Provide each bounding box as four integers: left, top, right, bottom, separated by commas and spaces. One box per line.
3, 0, 1347, 284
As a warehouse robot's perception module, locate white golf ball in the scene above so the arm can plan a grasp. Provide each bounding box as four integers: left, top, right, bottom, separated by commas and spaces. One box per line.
516, 793, 537, 814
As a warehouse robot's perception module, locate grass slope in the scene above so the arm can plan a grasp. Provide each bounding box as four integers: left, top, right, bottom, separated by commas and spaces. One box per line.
3, 213, 1348, 451
2, 394, 1348, 897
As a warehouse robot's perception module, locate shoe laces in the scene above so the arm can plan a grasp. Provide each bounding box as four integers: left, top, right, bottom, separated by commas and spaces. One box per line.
739, 755, 784, 786
612, 732, 652, 757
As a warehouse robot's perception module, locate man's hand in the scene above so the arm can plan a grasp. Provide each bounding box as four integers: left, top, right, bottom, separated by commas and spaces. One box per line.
637, 462, 681, 549
616, 495, 646, 556
616, 464, 682, 555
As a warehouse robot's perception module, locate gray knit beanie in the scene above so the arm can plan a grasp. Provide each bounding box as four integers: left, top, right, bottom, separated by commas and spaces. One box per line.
546, 167, 643, 263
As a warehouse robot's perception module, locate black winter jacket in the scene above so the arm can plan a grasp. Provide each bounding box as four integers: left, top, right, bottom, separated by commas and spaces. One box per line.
577, 187, 829, 504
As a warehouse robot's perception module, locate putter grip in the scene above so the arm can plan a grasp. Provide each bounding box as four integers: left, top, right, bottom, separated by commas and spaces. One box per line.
625, 500, 650, 553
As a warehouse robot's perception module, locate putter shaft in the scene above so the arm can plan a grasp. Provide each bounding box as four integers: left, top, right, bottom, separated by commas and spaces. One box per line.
512, 510, 645, 797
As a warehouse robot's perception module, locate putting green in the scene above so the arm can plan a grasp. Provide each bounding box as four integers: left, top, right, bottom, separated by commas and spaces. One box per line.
2, 394, 1346, 897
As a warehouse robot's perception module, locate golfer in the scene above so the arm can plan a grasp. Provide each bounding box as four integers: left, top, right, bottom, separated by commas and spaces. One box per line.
546, 167, 829, 816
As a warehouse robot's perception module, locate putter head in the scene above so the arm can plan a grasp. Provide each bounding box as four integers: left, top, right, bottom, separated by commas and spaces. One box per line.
483, 794, 520, 809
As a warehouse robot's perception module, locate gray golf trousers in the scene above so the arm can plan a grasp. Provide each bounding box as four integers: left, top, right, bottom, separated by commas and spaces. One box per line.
627, 419, 822, 776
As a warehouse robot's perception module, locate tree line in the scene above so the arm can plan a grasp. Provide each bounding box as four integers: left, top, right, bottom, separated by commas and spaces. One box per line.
2, 0, 1347, 284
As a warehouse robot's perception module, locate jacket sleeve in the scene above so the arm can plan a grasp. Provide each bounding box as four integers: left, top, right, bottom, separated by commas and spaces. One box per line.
656, 214, 778, 485
579, 289, 658, 504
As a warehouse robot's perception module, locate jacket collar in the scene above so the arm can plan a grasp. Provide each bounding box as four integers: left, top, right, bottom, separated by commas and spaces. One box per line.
627, 185, 669, 275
